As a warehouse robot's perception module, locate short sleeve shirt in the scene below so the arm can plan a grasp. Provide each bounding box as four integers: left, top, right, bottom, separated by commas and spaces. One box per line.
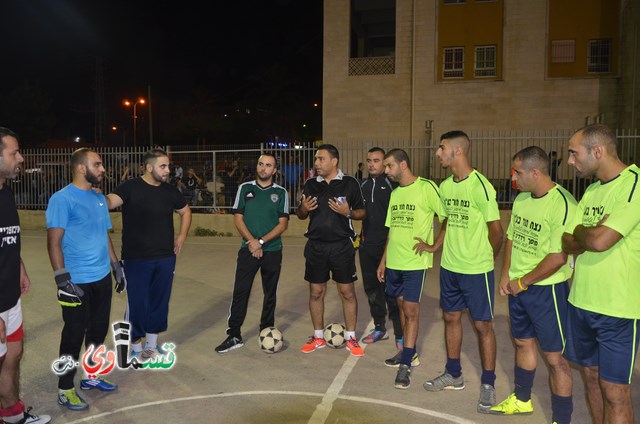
565, 164, 640, 319
112, 178, 187, 260
439, 170, 501, 274
384, 178, 444, 270
232, 181, 289, 252
507, 185, 577, 285
302, 170, 365, 242
46, 184, 112, 284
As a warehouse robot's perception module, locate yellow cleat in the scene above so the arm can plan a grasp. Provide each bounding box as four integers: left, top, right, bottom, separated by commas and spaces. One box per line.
489, 393, 534, 415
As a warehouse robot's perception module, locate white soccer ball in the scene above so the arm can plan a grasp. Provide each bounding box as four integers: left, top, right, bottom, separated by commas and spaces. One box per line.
323, 323, 346, 348
259, 327, 284, 353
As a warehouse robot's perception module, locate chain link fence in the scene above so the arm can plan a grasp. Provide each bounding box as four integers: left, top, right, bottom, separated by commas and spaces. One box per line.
10, 129, 639, 211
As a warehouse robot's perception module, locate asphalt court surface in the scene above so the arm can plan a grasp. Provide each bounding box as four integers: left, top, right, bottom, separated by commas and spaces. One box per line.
16, 229, 640, 423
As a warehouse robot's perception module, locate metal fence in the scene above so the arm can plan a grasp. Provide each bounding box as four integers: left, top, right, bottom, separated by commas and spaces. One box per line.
11, 129, 639, 211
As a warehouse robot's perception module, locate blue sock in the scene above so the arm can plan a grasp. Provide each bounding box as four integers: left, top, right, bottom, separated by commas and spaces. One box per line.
513, 366, 535, 401
445, 358, 462, 378
551, 393, 573, 424
481, 369, 496, 387
400, 347, 415, 366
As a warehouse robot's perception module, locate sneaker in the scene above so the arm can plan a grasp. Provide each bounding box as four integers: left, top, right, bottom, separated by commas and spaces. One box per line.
394, 364, 411, 389
383, 351, 421, 367
361, 329, 389, 344
300, 336, 326, 353
489, 392, 533, 415
423, 371, 465, 391
80, 377, 118, 392
57, 388, 89, 411
214, 335, 244, 354
18, 407, 52, 424
477, 384, 497, 413
345, 337, 364, 356
141, 344, 166, 359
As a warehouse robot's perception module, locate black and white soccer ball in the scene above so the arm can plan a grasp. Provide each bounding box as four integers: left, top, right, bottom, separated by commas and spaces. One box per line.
323, 323, 346, 348
259, 327, 284, 353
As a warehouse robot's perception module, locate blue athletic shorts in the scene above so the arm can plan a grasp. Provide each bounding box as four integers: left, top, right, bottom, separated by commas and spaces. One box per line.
564, 304, 640, 385
385, 269, 427, 303
439, 267, 494, 321
509, 281, 569, 352
304, 239, 357, 284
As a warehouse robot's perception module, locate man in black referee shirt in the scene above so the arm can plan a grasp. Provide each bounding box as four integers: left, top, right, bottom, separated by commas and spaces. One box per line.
296, 144, 367, 357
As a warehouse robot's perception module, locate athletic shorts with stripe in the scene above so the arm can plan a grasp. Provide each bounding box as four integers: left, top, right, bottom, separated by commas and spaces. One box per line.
509, 281, 569, 352
0, 299, 24, 357
564, 304, 640, 385
440, 267, 495, 321
385, 269, 427, 303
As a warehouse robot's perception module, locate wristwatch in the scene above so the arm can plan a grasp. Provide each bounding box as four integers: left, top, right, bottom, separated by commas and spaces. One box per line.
259, 238, 265, 246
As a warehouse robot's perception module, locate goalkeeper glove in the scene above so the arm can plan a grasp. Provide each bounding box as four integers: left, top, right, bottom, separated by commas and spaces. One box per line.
54, 270, 84, 307
111, 260, 127, 293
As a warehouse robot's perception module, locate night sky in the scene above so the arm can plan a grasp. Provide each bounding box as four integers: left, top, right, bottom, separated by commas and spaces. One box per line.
0, 1, 323, 146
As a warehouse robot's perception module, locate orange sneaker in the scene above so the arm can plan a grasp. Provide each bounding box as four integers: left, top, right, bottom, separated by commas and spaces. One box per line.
346, 337, 364, 357
301, 336, 326, 353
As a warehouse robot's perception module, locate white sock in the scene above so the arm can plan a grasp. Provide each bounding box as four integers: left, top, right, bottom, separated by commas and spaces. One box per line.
131, 341, 143, 353
314, 329, 324, 339
345, 331, 356, 340
145, 333, 158, 348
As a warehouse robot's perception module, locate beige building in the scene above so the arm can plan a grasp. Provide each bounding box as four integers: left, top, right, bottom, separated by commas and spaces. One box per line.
323, 0, 640, 145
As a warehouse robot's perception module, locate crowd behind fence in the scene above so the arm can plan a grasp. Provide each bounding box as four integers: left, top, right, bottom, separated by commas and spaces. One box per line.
11, 129, 639, 212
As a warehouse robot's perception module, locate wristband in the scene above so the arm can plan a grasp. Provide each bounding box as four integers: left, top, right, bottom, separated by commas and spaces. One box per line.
517, 278, 528, 291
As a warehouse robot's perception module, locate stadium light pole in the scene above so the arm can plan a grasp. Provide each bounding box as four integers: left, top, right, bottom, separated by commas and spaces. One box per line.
123, 98, 146, 147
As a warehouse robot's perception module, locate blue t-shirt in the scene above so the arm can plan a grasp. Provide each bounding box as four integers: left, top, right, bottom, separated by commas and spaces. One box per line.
46, 184, 112, 284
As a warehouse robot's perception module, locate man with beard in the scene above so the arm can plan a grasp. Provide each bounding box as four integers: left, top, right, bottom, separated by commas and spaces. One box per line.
376, 148, 444, 389
562, 124, 640, 423
46, 148, 122, 410
215, 153, 289, 353
0, 127, 50, 424
423, 131, 503, 414
107, 149, 191, 359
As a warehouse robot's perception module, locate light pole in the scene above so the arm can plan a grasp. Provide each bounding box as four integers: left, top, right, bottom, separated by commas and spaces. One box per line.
111, 125, 126, 146
123, 98, 146, 146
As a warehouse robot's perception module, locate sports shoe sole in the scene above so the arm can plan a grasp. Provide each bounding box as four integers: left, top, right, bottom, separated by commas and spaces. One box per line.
394, 382, 411, 389
215, 342, 244, 354
423, 383, 465, 391
301, 344, 325, 354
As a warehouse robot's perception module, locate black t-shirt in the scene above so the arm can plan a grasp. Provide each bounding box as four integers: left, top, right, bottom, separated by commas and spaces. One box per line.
112, 178, 187, 260
302, 171, 365, 242
0, 185, 21, 311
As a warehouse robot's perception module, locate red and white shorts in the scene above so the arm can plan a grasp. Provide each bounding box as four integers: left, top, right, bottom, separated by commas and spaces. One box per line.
0, 299, 24, 357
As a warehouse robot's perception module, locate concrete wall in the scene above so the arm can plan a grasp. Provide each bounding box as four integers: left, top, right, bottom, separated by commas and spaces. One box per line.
323, 0, 621, 144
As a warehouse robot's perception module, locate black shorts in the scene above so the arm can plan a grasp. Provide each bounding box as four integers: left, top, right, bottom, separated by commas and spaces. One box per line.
304, 239, 357, 284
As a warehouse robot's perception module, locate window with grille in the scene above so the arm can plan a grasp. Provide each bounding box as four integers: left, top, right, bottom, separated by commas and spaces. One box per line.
474, 45, 496, 77
443, 47, 464, 78
551, 40, 576, 63
588, 39, 611, 73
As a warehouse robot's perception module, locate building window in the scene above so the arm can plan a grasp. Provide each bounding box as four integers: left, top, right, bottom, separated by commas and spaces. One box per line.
551, 40, 576, 63
588, 39, 611, 73
474, 45, 496, 77
350, 0, 396, 59
443, 47, 464, 78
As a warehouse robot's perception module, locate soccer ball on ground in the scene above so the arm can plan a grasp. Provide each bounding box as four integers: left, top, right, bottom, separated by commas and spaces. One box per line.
259, 327, 284, 353
323, 323, 346, 348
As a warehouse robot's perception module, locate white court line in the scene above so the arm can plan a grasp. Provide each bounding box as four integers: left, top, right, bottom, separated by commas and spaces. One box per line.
63, 391, 476, 424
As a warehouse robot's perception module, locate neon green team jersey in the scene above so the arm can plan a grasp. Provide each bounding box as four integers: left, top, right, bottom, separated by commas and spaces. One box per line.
385, 178, 444, 270
439, 170, 501, 274
565, 164, 640, 319
507, 185, 577, 285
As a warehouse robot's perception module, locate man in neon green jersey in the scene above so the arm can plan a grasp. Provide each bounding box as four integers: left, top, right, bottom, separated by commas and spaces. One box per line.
376, 148, 444, 389
490, 146, 576, 424
422, 130, 503, 414
562, 124, 640, 424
